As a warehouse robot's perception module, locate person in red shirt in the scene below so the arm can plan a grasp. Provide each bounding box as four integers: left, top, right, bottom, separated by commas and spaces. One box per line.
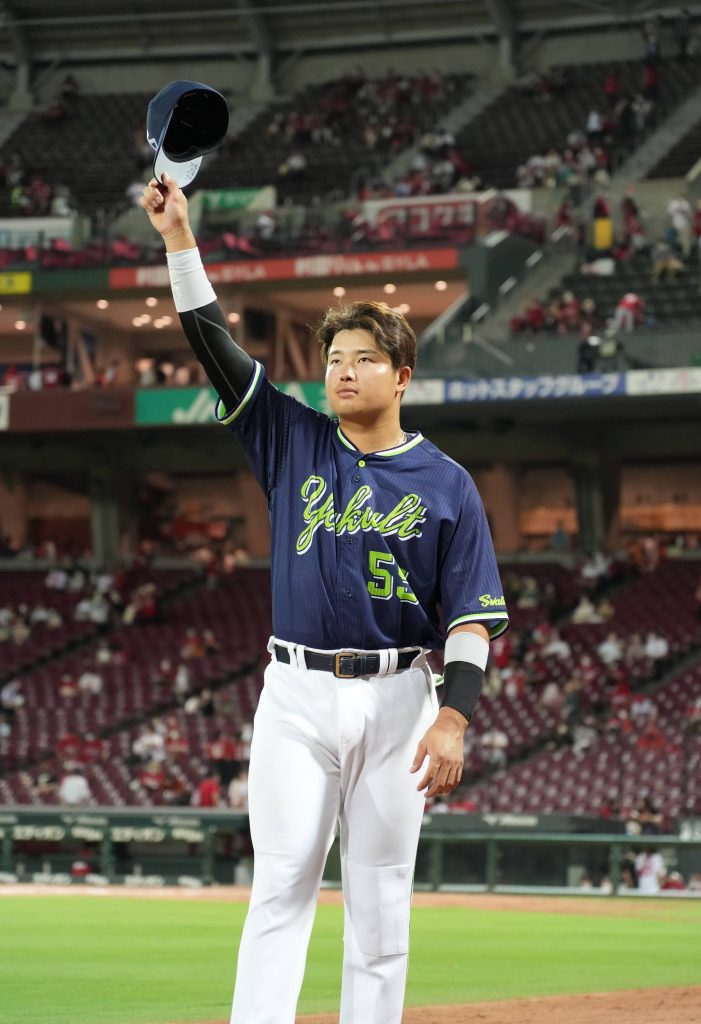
636, 720, 667, 752
604, 69, 621, 108
196, 769, 221, 808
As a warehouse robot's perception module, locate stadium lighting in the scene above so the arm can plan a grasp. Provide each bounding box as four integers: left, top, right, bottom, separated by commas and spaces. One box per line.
14, 320, 26, 330
227, 312, 241, 325
96, 299, 109, 309
383, 283, 396, 294
332, 286, 346, 297
434, 280, 448, 291
395, 304, 410, 315
145, 297, 158, 307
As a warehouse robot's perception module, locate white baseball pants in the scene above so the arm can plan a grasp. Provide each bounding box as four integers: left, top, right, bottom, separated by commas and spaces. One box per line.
229, 644, 437, 1024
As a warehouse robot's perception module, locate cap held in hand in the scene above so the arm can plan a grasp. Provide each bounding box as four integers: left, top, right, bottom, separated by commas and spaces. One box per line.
146, 80, 229, 189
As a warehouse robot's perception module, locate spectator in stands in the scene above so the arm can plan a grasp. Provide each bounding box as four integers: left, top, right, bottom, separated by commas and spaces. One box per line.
194, 767, 221, 808
32, 758, 59, 799
641, 58, 660, 102
605, 292, 645, 338
604, 68, 621, 108
180, 628, 204, 659
539, 680, 564, 714
625, 633, 646, 666
651, 241, 685, 283
549, 520, 569, 552
480, 727, 509, 768
207, 730, 241, 786
572, 715, 598, 755
667, 193, 693, 257
58, 766, 92, 806
82, 733, 107, 763
163, 716, 189, 760
630, 694, 657, 728
59, 671, 79, 702
686, 694, 701, 734
585, 109, 604, 146
541, 629, 572, 661
515, 575, 541, 609
228, 768, 249, 812
173, 663, 191, 704
152, 657, 175, 693
620, 195, 646, 254
131, 721, 166, 763
598, 632, 624, 666
202, 629, 221, 655
628, 796, 664, 835
571, 595, 602, 624
77, 665, 103, 696
138, 759, 166, 799
635, 846, 666, 893
644, 630, 669, 668
0, 677, 24, 721
240, 719, 253, 763
636, 719, 668, 752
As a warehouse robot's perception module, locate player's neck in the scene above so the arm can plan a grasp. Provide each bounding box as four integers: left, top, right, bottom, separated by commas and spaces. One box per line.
339, 414, 406, 454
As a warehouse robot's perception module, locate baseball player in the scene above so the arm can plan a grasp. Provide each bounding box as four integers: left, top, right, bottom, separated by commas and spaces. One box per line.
141, 173, 508, 1024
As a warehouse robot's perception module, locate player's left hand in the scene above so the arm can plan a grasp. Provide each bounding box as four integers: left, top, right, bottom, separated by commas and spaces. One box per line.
410, 709, 467, 799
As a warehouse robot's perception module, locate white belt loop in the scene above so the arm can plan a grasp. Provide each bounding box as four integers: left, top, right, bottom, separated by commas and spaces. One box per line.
386, 648, 399, 675
293, 644, 307, 670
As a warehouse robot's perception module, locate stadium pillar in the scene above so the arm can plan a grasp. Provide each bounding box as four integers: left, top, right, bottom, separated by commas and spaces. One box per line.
0, 473, 29, 549
9, 63, 33, 112
573, 460, 605, 553
90, 468, 121, 573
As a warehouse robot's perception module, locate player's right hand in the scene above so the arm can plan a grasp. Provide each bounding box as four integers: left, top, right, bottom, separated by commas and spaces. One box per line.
139, 173, 189, 239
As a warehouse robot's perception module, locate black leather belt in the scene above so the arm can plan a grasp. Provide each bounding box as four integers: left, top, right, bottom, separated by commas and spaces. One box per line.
273, 644, 420, 678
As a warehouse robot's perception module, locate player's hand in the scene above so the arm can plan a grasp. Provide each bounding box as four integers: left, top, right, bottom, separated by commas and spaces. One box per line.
410, 710, 467, 799
139, 172, 190, 240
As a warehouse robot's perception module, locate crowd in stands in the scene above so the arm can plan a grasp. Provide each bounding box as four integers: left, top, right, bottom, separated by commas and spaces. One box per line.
510, 184, 701, 364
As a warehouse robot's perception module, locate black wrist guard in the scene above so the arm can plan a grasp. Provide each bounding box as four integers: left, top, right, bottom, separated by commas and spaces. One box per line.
440, 661, 484, 724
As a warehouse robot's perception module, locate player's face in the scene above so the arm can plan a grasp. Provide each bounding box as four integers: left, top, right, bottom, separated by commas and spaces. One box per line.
325, 328, 409, 420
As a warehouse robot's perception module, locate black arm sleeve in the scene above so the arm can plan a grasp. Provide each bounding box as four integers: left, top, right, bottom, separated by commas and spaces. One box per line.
178, 300, 255, 412
440, 661, 484, 724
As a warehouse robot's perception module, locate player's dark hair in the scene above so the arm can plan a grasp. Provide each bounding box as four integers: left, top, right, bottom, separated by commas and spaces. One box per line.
316, 301, 417, 371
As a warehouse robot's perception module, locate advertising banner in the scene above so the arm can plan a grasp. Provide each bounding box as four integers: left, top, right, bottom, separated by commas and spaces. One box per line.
0, 393, 9, 430
444, 373, 626, 403
200, 186, 277, 212
135, 381, 331, 425
109, 248, 459, 290
0, 271, 32, 295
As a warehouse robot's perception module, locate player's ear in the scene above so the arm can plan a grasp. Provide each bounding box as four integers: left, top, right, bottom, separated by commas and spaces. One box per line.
396, 366, 412, 396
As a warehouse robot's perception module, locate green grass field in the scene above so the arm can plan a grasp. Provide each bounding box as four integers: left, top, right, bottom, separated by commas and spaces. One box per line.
1, 895, 700, 1024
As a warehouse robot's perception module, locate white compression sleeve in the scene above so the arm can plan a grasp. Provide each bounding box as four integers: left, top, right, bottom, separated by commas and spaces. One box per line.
444, 631, 490, 670
166, 247, 217, 313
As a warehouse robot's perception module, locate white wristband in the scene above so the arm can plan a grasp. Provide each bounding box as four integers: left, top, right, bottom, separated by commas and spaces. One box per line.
444, 631, 490, 670
166, 247, 217, 313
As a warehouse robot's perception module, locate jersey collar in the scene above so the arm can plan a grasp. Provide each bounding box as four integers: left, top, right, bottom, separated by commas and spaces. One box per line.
336, 425, 424, 458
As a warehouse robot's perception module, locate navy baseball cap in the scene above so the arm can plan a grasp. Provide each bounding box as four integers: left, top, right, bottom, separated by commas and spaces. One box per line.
146, 80, 229, 188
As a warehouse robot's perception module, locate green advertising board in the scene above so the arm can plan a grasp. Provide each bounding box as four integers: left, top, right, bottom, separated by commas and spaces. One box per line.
201, 187, 274, 211
135, 381, 331, 426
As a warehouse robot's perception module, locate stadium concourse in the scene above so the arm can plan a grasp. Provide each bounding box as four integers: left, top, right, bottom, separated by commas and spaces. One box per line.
1, 0, 701, 905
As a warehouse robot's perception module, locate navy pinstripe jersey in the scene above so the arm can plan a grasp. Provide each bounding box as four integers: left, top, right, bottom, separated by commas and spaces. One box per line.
218, 362, 508, 651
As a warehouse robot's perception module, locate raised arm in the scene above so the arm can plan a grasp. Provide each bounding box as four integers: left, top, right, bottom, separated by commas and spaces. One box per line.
140, 172, 253, 412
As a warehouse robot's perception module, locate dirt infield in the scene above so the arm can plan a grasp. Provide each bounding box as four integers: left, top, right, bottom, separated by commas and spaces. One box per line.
297, 986, 701, 1024
3, 886, 700, 1023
